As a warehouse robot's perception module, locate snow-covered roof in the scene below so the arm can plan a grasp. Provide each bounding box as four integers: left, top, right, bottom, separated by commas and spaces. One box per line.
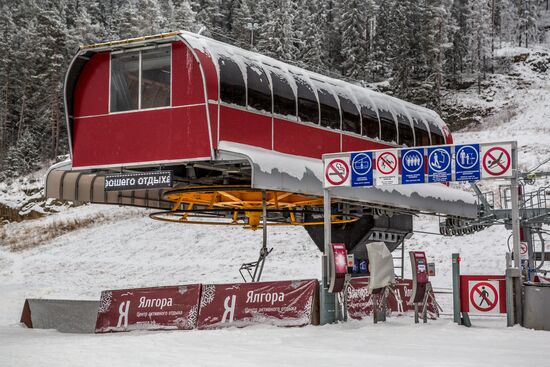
179, 31, 448, 136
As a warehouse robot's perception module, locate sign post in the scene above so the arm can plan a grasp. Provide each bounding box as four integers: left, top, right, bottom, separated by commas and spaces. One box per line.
323, 141, 521, 326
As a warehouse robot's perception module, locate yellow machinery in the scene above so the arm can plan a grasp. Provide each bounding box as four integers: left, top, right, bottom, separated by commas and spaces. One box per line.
150, 185, 358, 230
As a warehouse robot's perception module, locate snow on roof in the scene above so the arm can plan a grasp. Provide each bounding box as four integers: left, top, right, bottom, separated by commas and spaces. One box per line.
217, 141, 478, 218
179, 31, 448, 133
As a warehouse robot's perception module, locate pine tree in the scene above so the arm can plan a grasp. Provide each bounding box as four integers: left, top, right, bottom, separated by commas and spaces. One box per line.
339, 0, 371, 79
468, 0, 492, 94
230, 0, 253, 47
256, 0, 299, 62
296, 0, 325, 71
173, 0, 197, 31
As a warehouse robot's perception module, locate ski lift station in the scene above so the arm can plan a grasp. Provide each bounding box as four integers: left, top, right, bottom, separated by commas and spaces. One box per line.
35, 31, 550, 333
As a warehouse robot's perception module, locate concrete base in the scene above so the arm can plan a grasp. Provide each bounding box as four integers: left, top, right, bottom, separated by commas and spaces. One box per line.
21, 299, 99, 334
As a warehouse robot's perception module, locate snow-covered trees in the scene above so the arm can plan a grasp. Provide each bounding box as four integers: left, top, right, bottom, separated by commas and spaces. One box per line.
0, 0, 548, 177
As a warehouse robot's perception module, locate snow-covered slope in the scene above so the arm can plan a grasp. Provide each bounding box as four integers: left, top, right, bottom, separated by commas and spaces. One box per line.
1, 45, 550, 366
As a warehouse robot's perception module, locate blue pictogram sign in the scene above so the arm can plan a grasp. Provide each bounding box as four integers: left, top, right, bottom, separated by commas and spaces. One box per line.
401, 148, 425, 184
427, 146, 452, 183
351, 152, 373, 187
455, 144, 480, 181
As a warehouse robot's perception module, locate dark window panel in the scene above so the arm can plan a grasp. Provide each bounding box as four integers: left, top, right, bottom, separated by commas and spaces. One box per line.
339, 96, 360, 134
270, 69, 296, 117
317, 88, 340, 129
294, 75, 319, 124
246, 62, 272, 113
110, 52, 139, 112
414, 126, 431, 146
141, 47, 171, 109
397, 114, 414, 147
361, 105, 380, 139
379, 109, 397, 143
219, 56, 246, 106
431, 128, 445, 145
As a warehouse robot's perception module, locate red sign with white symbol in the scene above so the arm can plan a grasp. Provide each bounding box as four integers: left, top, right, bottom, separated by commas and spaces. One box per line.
375, 149, 399, 185
520, 242, 528, 260
481, 144, 512, 178
324, 158, 350, 187
460, 275, 506, 314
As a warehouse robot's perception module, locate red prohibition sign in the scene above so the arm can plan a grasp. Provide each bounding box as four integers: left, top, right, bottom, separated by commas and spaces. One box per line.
469, 281, 498, 312
326, 159, 349, 185
377, 152, 397, 174
483, 147, 511, 176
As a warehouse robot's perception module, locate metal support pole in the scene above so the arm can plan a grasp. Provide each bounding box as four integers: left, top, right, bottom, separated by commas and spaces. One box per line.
323, 188, 331, 287
508, 142, 522, 325
452, 253, 461, 324
319, 188, 336, 325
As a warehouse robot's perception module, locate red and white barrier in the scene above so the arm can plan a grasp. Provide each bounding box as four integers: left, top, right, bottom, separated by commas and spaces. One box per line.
95, 284, 201, 333
347, 278, 438, 320
197, 279, 317, 329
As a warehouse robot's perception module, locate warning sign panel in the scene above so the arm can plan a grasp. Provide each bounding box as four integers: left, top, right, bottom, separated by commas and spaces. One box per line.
481, 143, 513, 178
460, 275, 506, 314
375, 149, 399, 186
324, 157, 351, 187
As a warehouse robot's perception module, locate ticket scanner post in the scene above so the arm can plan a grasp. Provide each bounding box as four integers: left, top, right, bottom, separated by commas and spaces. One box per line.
409, 251, 432, 323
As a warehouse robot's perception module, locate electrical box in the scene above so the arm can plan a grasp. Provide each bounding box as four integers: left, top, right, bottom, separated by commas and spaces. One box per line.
428, 262, 436, 277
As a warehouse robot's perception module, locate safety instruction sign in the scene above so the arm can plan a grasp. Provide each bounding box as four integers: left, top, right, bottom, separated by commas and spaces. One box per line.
481, 143, 513, 178
375, 149, 399, 186
455, 144, 480, 181
427, 146, 452, 183
460, 275, 506, 314
324, 157, 350, 187
322, 141, 516, 189
351, 152, 374, 187
401, 148, 425, 184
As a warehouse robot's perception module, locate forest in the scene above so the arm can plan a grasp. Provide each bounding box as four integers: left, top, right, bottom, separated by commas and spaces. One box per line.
0, 0, 548, 178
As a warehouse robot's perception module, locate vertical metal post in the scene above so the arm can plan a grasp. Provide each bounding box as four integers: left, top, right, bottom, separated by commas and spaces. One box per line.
452, 253, 461, 324
319, 188, 336, 324
508, 142, 522, 325
323, 188, 331, 287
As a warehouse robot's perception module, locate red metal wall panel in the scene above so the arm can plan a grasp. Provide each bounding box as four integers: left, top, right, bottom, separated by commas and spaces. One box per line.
209, 103, 218, 148
74, 52, 109, 117
95, 285, 201, 332
342, 134, 390, 152
197, 279, 317, 329
192, 48, 219, 101
172, 42, 205, 106
72, 106, 211, 167
219, 106, 272, 150
274, 119, 340, 159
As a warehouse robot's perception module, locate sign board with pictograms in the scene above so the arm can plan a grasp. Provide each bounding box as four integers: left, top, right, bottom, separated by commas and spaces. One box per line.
375, 149, 399, 186
324, 157, 350, 187
455, 144, 481, 181
481, 143, 513, 178
322, 141, 516, 188
350, 152, 374, 187
401, 148, 425, 184
460, 275, 506, 314
427, 146, 452, 183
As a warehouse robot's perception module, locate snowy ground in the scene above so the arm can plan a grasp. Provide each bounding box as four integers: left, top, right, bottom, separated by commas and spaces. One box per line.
2, 46, 550, 365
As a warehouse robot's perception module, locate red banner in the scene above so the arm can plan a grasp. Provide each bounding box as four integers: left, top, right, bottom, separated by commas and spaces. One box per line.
197, 279, 317, 329
347, 278, 438, 319
95, 284, 201, 333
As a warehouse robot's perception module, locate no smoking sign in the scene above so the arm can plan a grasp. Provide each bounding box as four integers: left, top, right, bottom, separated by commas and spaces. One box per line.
324, 157, 351, 187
